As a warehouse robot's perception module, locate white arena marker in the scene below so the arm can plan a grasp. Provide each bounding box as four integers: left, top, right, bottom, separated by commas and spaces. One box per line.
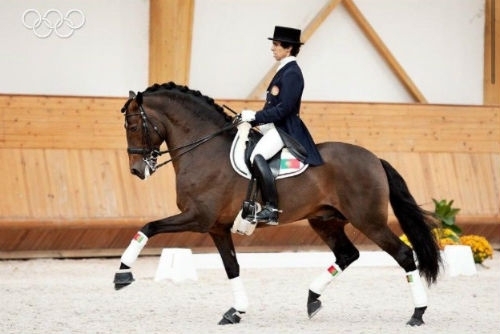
155, 248, 198, 282
443, 245, 477, 277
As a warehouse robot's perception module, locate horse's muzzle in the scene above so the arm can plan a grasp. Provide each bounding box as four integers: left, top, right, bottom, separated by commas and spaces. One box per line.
129, 154, 157, 180
130, 167, 146, 180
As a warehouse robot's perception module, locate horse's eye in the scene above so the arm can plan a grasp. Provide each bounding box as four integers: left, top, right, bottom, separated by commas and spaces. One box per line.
124, 120, 138, 132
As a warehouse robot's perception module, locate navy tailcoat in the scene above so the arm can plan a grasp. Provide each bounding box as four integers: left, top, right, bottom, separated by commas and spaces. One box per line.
252, 61, 324, 166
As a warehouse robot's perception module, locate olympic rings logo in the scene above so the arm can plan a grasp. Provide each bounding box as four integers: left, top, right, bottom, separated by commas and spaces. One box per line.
22, 9, 86, 39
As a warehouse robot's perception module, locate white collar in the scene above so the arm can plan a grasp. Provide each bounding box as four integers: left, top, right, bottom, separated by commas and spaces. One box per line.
277, 56, 296, 72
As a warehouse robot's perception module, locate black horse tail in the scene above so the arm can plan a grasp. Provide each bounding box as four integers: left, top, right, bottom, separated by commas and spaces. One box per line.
380, 159, 441, 285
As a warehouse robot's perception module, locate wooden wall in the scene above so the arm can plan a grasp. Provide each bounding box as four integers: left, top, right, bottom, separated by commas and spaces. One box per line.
0, 95, 499, 257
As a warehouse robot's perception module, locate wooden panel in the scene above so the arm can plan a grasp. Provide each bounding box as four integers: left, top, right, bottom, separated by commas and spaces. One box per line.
3, 95, 497, 153
0, 95, 124, 149
221, 100, 500, 153
0, 95, 499, 254
0, 148, 179, 220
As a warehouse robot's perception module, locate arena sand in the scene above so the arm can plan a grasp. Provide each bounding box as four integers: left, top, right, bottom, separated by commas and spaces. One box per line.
1, 250, 498, 334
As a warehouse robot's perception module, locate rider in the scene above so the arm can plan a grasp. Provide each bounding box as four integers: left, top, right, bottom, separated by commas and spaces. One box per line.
240, 25, 324, 225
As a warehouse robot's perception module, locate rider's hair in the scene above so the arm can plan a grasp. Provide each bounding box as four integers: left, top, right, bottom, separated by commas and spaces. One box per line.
278, 41, 301, 56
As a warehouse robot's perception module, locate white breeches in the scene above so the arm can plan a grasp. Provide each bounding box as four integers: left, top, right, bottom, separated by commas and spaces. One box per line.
250, 124, 284, 163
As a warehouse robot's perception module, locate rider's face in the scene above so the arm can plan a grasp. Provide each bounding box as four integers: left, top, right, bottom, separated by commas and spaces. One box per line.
271, 41, 291, 61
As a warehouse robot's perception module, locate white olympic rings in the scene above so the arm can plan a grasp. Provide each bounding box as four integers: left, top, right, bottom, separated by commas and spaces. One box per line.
22, 9, 85, 39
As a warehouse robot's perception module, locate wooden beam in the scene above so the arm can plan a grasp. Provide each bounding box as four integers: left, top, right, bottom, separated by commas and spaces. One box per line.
149, 0, 194, 85
342, 0, 427, 103
247, 0, 343, 99
302, 0, 344, 42
484, 0, 500, 105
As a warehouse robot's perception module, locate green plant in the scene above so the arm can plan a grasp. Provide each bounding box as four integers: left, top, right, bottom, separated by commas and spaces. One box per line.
432, 198, 462, 236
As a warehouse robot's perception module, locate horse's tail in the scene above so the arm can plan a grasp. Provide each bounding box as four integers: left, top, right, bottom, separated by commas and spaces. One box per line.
380, 159, 441, 285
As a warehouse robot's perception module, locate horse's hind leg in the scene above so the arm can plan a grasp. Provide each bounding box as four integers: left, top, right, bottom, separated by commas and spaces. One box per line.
306, 218, 359, 318
353, 218, 428, 326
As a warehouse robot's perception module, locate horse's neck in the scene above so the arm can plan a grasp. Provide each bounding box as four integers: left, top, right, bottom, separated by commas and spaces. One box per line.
156, 97, 231, 167
162, 103, 225, 146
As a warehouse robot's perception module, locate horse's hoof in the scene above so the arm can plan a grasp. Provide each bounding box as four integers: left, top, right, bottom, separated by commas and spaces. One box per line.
307, 300, 322, 318
307, 290, 322, 318
406, 306, 426, 326
114, 270, 135, 290
406, 317, 424, 326
218, 307, 244, 325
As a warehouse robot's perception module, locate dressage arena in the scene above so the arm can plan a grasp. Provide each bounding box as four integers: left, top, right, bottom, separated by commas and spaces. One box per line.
1, 2, 500, 334
1, 251, 499, 334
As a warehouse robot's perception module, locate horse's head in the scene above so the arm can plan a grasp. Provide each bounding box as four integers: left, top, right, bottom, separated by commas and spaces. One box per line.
121, 91, 164, 180
121, 82, 236, 180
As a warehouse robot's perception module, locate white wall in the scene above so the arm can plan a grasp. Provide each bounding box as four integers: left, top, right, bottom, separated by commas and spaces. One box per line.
189, 0, 485, 104
0, 0, 485, 104
0, 0, 149, 97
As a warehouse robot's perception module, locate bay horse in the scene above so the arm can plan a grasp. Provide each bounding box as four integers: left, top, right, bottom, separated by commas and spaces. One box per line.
114, 82, 441, 326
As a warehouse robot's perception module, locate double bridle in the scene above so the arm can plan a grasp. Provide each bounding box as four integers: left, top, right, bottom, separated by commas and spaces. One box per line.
124, 103, 238, 172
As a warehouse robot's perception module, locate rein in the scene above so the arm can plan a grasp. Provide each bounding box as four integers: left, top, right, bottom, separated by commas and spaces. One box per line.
153, 120, 237, 170
126, 103, 239, 171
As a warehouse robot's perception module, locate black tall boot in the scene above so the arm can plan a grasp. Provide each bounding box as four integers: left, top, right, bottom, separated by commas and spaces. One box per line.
252, 154, 280, 225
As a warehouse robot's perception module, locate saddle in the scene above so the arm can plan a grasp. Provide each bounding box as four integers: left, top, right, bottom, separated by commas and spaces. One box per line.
229, 122, 308, 179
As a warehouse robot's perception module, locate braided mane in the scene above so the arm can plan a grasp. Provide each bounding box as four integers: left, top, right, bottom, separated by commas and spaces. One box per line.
137, 81, 232, 122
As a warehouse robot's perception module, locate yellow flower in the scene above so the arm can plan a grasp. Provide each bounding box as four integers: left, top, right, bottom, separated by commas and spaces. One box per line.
460, 235, 494, 264
433, 227, 460, 242
439, 237, 459, 248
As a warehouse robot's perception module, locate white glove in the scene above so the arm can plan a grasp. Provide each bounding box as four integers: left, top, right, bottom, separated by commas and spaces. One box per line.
240, 109, 256, 122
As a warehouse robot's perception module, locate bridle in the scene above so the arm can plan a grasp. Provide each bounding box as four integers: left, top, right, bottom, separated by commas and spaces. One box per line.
124, 102, 238, 172
124, 104, 164, 171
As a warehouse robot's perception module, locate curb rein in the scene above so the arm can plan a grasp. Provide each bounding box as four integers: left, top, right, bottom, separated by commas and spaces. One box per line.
125, 104, 239, 172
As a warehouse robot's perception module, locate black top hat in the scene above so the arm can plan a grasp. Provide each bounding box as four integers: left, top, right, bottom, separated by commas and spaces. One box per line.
268, 26, 304, 45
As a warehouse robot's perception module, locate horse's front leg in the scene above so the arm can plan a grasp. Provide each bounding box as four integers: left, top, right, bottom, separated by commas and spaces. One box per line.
113, 211, 205, 290
209, 228, 249, 325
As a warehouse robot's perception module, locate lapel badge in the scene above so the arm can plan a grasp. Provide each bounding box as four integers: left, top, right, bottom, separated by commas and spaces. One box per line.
270, 85, 280, 96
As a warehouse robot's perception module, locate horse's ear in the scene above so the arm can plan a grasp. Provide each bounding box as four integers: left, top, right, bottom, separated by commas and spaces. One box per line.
136, 92, 143, 105
129, 91, 136, 99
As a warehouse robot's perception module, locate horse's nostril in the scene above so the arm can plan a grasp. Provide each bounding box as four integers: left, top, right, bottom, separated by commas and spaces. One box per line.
130, 167, 146, 180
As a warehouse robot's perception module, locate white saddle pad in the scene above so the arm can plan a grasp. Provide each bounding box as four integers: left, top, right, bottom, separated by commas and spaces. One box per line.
230, 122, 308, 180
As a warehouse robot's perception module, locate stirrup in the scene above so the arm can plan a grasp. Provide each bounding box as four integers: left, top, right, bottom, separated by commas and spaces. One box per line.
254, 205, 280, 225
